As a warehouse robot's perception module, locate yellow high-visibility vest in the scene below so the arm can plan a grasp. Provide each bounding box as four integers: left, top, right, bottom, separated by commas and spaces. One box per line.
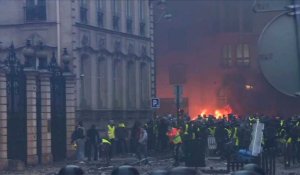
102, 138, 111, 145
225, 128, 232, 138
280, 120, 284, 127
107, 125, 115, 139
184, 124, 189, 135
233, 127, 239, 146
209, 127, 216, 136
173, 133, 182, 144
118, 123, 125, 128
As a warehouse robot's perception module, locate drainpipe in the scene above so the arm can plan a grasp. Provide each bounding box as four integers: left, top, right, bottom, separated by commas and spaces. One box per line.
56, 0, 61, 64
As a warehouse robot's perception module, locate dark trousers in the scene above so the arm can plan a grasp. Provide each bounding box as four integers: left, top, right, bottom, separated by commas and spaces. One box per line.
86, 142, 98, 161
101, 143, 111, 165
109, 139, 115, 157
173, 143, 182, 166
117, 138, 127, 154
137, 143, 148, 161
284, 143, 292, 167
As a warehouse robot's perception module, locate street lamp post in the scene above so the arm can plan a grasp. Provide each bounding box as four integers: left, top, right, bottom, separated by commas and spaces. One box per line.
149, 0, 172, 99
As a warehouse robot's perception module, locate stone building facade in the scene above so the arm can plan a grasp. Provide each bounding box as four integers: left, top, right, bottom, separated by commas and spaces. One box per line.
0, 0, 154, 122
0, 0, 154, 169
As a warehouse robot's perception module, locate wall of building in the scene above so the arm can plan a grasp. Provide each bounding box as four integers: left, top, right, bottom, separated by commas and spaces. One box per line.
156, 1, 300, 118
0, 0, 154, 125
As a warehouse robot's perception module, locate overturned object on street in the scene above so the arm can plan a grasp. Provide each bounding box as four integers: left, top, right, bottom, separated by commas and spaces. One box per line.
249, 120, 264, 156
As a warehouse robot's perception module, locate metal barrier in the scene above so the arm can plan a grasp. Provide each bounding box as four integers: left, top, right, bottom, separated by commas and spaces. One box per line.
260, 150, 276, 175
226, 150, 276, 175
184, 139, 206, 167
207, 136, 217, 157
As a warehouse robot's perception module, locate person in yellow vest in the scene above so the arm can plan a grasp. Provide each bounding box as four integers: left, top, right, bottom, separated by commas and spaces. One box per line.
107, 120, 116, 157
116, 121, 128, 155
167, 126, 182, 166
100, 137, 112, 166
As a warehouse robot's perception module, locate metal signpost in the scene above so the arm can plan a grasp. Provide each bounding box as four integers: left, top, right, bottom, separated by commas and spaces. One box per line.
151, 98, 160, 108
173, 85, 183, 117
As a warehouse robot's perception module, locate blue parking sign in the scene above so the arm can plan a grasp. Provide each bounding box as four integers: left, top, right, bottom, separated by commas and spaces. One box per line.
151, 98, 160, 108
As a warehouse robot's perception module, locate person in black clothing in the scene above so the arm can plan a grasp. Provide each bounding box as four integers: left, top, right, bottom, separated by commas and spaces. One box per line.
116, 121, 128, 155
215, 120, 227, 157
86, 124, 99, 161
130, 121, 141, 154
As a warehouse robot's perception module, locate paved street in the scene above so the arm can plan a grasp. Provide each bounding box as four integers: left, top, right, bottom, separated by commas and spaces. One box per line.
2, 153, 300, 175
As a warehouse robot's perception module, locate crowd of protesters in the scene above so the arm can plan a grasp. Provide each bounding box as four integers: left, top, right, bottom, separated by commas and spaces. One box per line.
70, 111, 300, 174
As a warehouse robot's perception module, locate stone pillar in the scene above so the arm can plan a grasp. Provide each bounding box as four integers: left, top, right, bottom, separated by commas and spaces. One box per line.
64, 73, 76, 158
39, 72, 52, 164
0, 70, 8, 170
122, 59, 127, 111
107, 58, 113, 109
136, 62, 141, 109
90, 56, 97, 110
25, 70, 38, 165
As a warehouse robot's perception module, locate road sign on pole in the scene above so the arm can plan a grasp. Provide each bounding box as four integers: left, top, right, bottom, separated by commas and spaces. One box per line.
151, 98, 160, 108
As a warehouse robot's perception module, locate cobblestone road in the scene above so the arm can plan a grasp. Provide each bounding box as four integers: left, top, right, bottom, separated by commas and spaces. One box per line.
2, 155, 300, 175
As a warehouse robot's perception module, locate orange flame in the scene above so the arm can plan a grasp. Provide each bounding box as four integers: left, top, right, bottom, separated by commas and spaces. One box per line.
193, 105, 233, 120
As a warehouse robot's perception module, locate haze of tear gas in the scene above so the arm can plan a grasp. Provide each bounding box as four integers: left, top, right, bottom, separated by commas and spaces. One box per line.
156, 0, 300, 118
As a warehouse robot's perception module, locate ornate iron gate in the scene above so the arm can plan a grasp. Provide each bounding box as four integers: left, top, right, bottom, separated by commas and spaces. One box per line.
6, 45, 27, 163
49, 57, 66, 161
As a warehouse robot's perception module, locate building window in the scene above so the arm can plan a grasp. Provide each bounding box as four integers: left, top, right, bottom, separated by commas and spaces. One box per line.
139, 0, 146, 36
236, 44, 250, 67
25, 0, 46, 22
97, 58, 107, 108
96, 0, 104, 27
139, 0, 145, 21
126, 0, 133, 33
241, 1, 253, 32
80, 56, 91, 109
113, 59, 122, 108
127, 18, 133, 34
127, 61, 136, 109
223, 2, 238, 32
113, 16, 120, 31
112, 0, 120, 31
217, 88, 228, 107
80, 0, 88, 24
140, 63, 149, 108
221, 45, 233, 67
140, 22, 146, 36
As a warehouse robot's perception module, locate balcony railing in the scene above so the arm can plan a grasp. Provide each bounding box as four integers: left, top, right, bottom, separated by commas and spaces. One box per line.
24, 5, 46, 22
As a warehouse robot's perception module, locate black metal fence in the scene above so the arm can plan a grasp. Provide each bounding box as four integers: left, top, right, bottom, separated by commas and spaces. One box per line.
49, 56, 66, 161
227, 150, 276, 175
6, 45, 27, 163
